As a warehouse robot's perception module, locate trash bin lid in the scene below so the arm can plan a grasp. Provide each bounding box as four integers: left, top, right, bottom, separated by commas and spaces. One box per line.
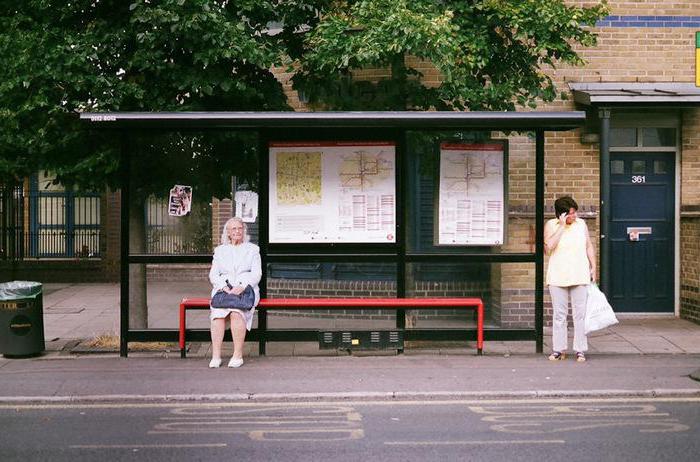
0, 281, 42, 300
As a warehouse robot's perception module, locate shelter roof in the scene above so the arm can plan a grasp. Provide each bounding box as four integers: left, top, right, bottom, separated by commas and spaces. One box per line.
79, 111, 585, 131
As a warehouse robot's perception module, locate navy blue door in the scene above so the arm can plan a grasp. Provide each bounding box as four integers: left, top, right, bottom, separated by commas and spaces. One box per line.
609, 153, 674, 312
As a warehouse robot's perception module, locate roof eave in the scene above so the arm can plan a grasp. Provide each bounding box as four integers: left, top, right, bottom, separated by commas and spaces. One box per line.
78, 111, 586, 131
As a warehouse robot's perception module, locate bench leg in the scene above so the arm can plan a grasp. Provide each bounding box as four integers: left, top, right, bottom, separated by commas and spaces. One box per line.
179, 303, 187, 358
477, 302, 484, 355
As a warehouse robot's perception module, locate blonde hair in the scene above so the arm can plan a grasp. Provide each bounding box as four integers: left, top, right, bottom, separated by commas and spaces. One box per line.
220, 217, 248, 245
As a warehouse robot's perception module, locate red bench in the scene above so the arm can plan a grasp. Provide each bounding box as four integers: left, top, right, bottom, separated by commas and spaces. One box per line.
179, 297, 484, 358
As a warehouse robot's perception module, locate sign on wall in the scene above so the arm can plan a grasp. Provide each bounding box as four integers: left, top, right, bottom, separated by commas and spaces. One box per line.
269, 141, 396, 243
436, 142, 506, 246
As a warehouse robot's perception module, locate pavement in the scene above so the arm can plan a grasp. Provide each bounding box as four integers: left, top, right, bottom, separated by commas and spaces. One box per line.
1, 282, 699, 403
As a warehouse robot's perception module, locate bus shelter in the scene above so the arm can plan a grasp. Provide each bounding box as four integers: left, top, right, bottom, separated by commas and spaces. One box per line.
80, 111, 585, 357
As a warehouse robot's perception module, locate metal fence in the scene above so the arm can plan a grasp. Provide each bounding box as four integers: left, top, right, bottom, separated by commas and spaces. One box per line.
0, 184, 24, 260
145, 196, 212, 254
0, 182, 101, 260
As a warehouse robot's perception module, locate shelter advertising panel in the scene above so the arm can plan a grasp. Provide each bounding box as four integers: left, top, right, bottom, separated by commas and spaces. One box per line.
269, 141, 396, 243
437, 142, 506, 245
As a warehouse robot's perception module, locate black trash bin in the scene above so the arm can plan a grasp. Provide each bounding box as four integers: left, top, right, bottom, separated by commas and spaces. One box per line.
0, 281, 45, 357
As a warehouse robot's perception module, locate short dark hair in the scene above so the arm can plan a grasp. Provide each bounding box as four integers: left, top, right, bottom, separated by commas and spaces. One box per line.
554, 196, 578, 218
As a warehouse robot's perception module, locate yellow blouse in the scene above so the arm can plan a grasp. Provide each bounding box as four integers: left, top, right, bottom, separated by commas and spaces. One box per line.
545, 218, 591, 287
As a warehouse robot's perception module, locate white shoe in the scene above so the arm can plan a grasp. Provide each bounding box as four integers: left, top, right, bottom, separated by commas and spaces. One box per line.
228, 357, 244, 368
209, 358, 222, 368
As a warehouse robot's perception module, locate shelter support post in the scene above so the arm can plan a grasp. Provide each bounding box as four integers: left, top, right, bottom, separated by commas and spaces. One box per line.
258, 130, 269, 355
535, 130, 545, 354
598, 108, 611, 295
120, 132, 130, 358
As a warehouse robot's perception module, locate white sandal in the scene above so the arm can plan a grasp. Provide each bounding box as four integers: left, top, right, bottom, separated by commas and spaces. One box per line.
208, 357, 222, 368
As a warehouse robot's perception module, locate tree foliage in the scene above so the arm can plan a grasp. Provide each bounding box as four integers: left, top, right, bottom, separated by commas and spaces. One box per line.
293, 0, 609, 111
0, 0, 609, 185
0, 0, 327, 187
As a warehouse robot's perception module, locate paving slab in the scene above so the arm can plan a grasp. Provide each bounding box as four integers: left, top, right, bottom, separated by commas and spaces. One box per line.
617, 335, 684, 354
32, 282, 700, 358
1, 354, 699, 402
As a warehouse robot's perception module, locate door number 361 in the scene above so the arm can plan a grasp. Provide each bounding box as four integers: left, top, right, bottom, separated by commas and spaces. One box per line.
631, 175, 646, 184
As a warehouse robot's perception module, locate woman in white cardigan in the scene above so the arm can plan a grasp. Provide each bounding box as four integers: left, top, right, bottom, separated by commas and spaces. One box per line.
208, 217, 262, 368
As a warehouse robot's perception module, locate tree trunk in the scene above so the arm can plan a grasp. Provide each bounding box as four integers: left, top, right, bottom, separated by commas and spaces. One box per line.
128, 195, 148, 329
391, 53, 408, 110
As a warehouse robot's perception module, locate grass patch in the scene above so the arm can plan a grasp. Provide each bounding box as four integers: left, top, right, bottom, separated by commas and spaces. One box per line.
86, 333, 177, 351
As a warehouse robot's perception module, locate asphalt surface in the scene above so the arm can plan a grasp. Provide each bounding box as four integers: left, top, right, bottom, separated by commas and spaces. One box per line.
2, 397, 699, 462
1, 354, 699, 402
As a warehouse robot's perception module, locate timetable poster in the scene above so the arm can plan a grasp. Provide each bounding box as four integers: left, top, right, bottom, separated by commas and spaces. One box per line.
269, 141, 396, 243
437, 142, 505, 245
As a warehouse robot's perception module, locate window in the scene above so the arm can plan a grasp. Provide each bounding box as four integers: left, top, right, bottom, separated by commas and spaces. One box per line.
610, 128, 636, 147
642, 128, 675, 147
30, 172, 101, 258
631, 160, 646, 174
653, 160, 668, 174
611, 160, 625, 174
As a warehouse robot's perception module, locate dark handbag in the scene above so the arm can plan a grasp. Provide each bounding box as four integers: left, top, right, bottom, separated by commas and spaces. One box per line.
210, 285, 255, 310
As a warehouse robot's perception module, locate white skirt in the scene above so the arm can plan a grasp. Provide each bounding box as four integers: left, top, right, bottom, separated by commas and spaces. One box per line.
209, 306, 255, 331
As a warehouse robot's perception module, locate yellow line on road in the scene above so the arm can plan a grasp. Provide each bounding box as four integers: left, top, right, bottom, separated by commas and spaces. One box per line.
385, 440, 566, 445
3, 396, 700, 410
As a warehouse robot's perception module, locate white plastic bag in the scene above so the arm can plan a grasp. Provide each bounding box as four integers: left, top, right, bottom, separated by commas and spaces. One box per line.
584, 283, 618, 335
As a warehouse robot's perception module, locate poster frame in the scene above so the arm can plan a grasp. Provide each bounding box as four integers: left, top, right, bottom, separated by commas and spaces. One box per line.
267, 136, 399, 245
434, 139, 509, 247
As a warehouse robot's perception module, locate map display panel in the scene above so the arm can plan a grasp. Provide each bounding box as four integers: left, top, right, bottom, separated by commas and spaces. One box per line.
437, 142, 505, 245
269, 142, 396, 243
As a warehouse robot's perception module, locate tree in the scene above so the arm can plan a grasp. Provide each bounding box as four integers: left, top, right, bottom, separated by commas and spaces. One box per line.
0, 0, 325, 326
0, 0, 330, 185
292, 0, 609, 111
1, 0, 608, 327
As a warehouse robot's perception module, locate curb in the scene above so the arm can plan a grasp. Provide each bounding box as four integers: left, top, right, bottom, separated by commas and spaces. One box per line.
2, 389, 700, 404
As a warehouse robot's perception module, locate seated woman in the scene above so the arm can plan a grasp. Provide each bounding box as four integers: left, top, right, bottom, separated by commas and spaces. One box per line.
208, 217, 261, 368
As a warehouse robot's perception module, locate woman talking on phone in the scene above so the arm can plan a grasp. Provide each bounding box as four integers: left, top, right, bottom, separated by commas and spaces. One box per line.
544, 196, 596, 362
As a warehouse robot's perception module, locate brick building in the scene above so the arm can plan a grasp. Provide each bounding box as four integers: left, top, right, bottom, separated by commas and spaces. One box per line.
2, 0, 699, 328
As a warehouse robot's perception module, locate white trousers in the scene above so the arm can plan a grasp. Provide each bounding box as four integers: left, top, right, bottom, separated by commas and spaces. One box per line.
549, 284, 588, 353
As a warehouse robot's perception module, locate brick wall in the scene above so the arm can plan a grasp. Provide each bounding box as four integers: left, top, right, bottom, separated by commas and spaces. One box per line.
211, 198, 233, 248
0, 260, 107, 283
680, 218, 700, 323
679, 107, 700, 323
266, 279, 491, 321
66, 0, 699, 326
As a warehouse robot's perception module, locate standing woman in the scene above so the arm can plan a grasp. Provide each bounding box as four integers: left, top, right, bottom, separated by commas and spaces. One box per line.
544, 196, 596, 362
208, 217, 261, 368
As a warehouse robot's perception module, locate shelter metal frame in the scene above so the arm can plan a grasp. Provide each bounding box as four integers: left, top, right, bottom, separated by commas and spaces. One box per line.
80, 111, 586, 357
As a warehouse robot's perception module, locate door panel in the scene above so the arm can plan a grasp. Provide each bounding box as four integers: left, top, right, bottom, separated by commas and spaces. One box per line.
609, 152, 674, 312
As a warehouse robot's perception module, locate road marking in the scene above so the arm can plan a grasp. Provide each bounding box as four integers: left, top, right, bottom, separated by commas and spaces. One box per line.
469, 404, 690, 434
150, 405, 365, 441
3, 396, 700, 410
385, 439, 566, 446
248, 429, 364, 441
69, 443, 227, 449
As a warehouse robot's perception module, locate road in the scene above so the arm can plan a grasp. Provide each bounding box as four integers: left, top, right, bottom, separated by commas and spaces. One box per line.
2, 397, 699, 461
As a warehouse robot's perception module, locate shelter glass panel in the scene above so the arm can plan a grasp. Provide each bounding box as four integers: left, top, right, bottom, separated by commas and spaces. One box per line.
128, 131, 260, 255
405, 130, 535, 256
137, 263, 214, 331
405, 262, 536, 331
265, 261, 397, 332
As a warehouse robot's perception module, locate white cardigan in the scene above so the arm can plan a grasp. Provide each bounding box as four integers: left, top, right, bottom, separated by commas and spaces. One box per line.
208, 242, 262, 306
